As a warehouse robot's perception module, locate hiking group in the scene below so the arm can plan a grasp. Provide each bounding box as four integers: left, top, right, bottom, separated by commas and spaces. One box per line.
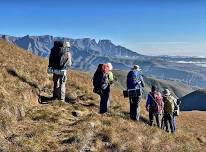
48, 40, 181, 134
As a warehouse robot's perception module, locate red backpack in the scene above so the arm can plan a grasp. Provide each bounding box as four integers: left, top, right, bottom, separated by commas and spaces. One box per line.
149, 92, 164, 113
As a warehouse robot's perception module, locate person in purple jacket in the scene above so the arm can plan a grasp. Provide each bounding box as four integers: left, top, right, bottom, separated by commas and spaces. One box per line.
146, 85, 164, 127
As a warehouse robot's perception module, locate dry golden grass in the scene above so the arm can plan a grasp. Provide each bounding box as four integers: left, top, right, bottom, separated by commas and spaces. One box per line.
0, 39, 206, 152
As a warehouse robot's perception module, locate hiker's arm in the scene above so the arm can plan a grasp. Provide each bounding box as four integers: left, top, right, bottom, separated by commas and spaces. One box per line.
146, 95, 151, 111
64, 51, 72, 69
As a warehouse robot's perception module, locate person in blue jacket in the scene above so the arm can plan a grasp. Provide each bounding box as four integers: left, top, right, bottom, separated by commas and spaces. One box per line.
127, 65, 145, 121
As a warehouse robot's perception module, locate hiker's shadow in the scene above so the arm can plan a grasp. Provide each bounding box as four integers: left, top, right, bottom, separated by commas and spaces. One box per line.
6, 68, 39, 90
118, 111, 150, 125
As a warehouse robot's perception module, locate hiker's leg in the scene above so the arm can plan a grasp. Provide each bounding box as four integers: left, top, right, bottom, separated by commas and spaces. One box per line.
161, 115, 165, 129
169, 113, 174, 133
129, 98, 134, 120
130, 97, 138, 120
136, 97, 140, 121
173, 115, 176, 132
155, 113, 160, 128
59, 75, 67, 101
100, 89, 109, 114
164, 113, 169, 132
53, 74, 60, 99
149, 109, 154, 126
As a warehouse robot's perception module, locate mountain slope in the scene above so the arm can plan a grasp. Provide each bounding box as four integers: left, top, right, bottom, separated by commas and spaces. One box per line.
180, 89, 206, 111
1, 34, 206, 88
0, 40, 206, 151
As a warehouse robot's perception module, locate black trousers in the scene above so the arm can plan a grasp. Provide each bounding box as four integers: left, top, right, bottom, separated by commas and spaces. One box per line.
129, 97, 140, 121
99, 87, 110, 114
149, 109, 161, 127
163, 112, 174, 133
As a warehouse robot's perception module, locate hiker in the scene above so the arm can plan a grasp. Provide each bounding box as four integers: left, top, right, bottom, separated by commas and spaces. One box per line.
162, 89, 177, 133
146, 85, 164, 127
127, 65, 145, 121
48, 41, 72, 102
93, 63, 113, 114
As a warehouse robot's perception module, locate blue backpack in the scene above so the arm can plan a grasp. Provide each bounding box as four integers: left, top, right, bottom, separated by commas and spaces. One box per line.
127, 70, 143, 90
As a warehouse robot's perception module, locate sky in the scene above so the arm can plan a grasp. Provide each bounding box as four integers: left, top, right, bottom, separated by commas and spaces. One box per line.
1, 0, 206, 56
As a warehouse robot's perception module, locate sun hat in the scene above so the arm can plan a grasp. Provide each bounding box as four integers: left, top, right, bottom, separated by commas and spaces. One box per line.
107, 62, 113, 71
132, 65, 141, 71
63, 41, 71, 48
163, 89, 171, 96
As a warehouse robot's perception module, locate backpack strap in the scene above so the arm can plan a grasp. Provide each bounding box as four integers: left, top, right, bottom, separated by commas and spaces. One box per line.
149, 92, 156, 103
149, 92, 163, 112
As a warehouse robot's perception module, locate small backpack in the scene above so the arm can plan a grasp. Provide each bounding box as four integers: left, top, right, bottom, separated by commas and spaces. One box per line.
164, 96, 175, 113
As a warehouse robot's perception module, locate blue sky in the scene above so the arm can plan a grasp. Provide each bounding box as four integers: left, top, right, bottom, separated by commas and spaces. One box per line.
1, 0, 206, 56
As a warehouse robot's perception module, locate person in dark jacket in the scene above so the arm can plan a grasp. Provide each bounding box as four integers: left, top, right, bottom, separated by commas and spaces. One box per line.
93, 63, 113, 114
127, 65, 145, 121
146, 85, 164, 127
48, 41, 72, 101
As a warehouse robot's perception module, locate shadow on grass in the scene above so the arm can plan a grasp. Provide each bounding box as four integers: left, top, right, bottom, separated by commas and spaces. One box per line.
117, 111, 149, 125
6, 68, 55, 105
7, 68, 40, 90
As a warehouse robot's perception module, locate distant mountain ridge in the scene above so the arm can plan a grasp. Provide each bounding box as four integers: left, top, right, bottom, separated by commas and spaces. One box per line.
1, 34, 206, 88
0, 34, 141, 58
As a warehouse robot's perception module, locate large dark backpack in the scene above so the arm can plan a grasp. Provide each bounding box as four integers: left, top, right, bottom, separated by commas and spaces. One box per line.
49, 41, 68, 70
93, 64, 104, 95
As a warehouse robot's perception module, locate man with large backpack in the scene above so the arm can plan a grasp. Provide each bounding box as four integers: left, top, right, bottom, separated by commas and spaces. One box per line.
48, 41, 72, 102
127, 65, 145, 121
146, 85, 164, 127
93, 63, 113, 114
162, 89, 177, 133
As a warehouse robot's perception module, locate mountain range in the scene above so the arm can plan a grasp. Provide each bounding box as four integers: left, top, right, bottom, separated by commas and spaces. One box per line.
1, 34, 206, 88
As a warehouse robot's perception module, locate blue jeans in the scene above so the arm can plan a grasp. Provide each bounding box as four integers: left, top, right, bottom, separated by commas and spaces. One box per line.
129, 97, 140, 121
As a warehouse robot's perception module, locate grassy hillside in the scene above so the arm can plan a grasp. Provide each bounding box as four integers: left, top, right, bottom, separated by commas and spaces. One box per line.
0, 40, 206, 152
